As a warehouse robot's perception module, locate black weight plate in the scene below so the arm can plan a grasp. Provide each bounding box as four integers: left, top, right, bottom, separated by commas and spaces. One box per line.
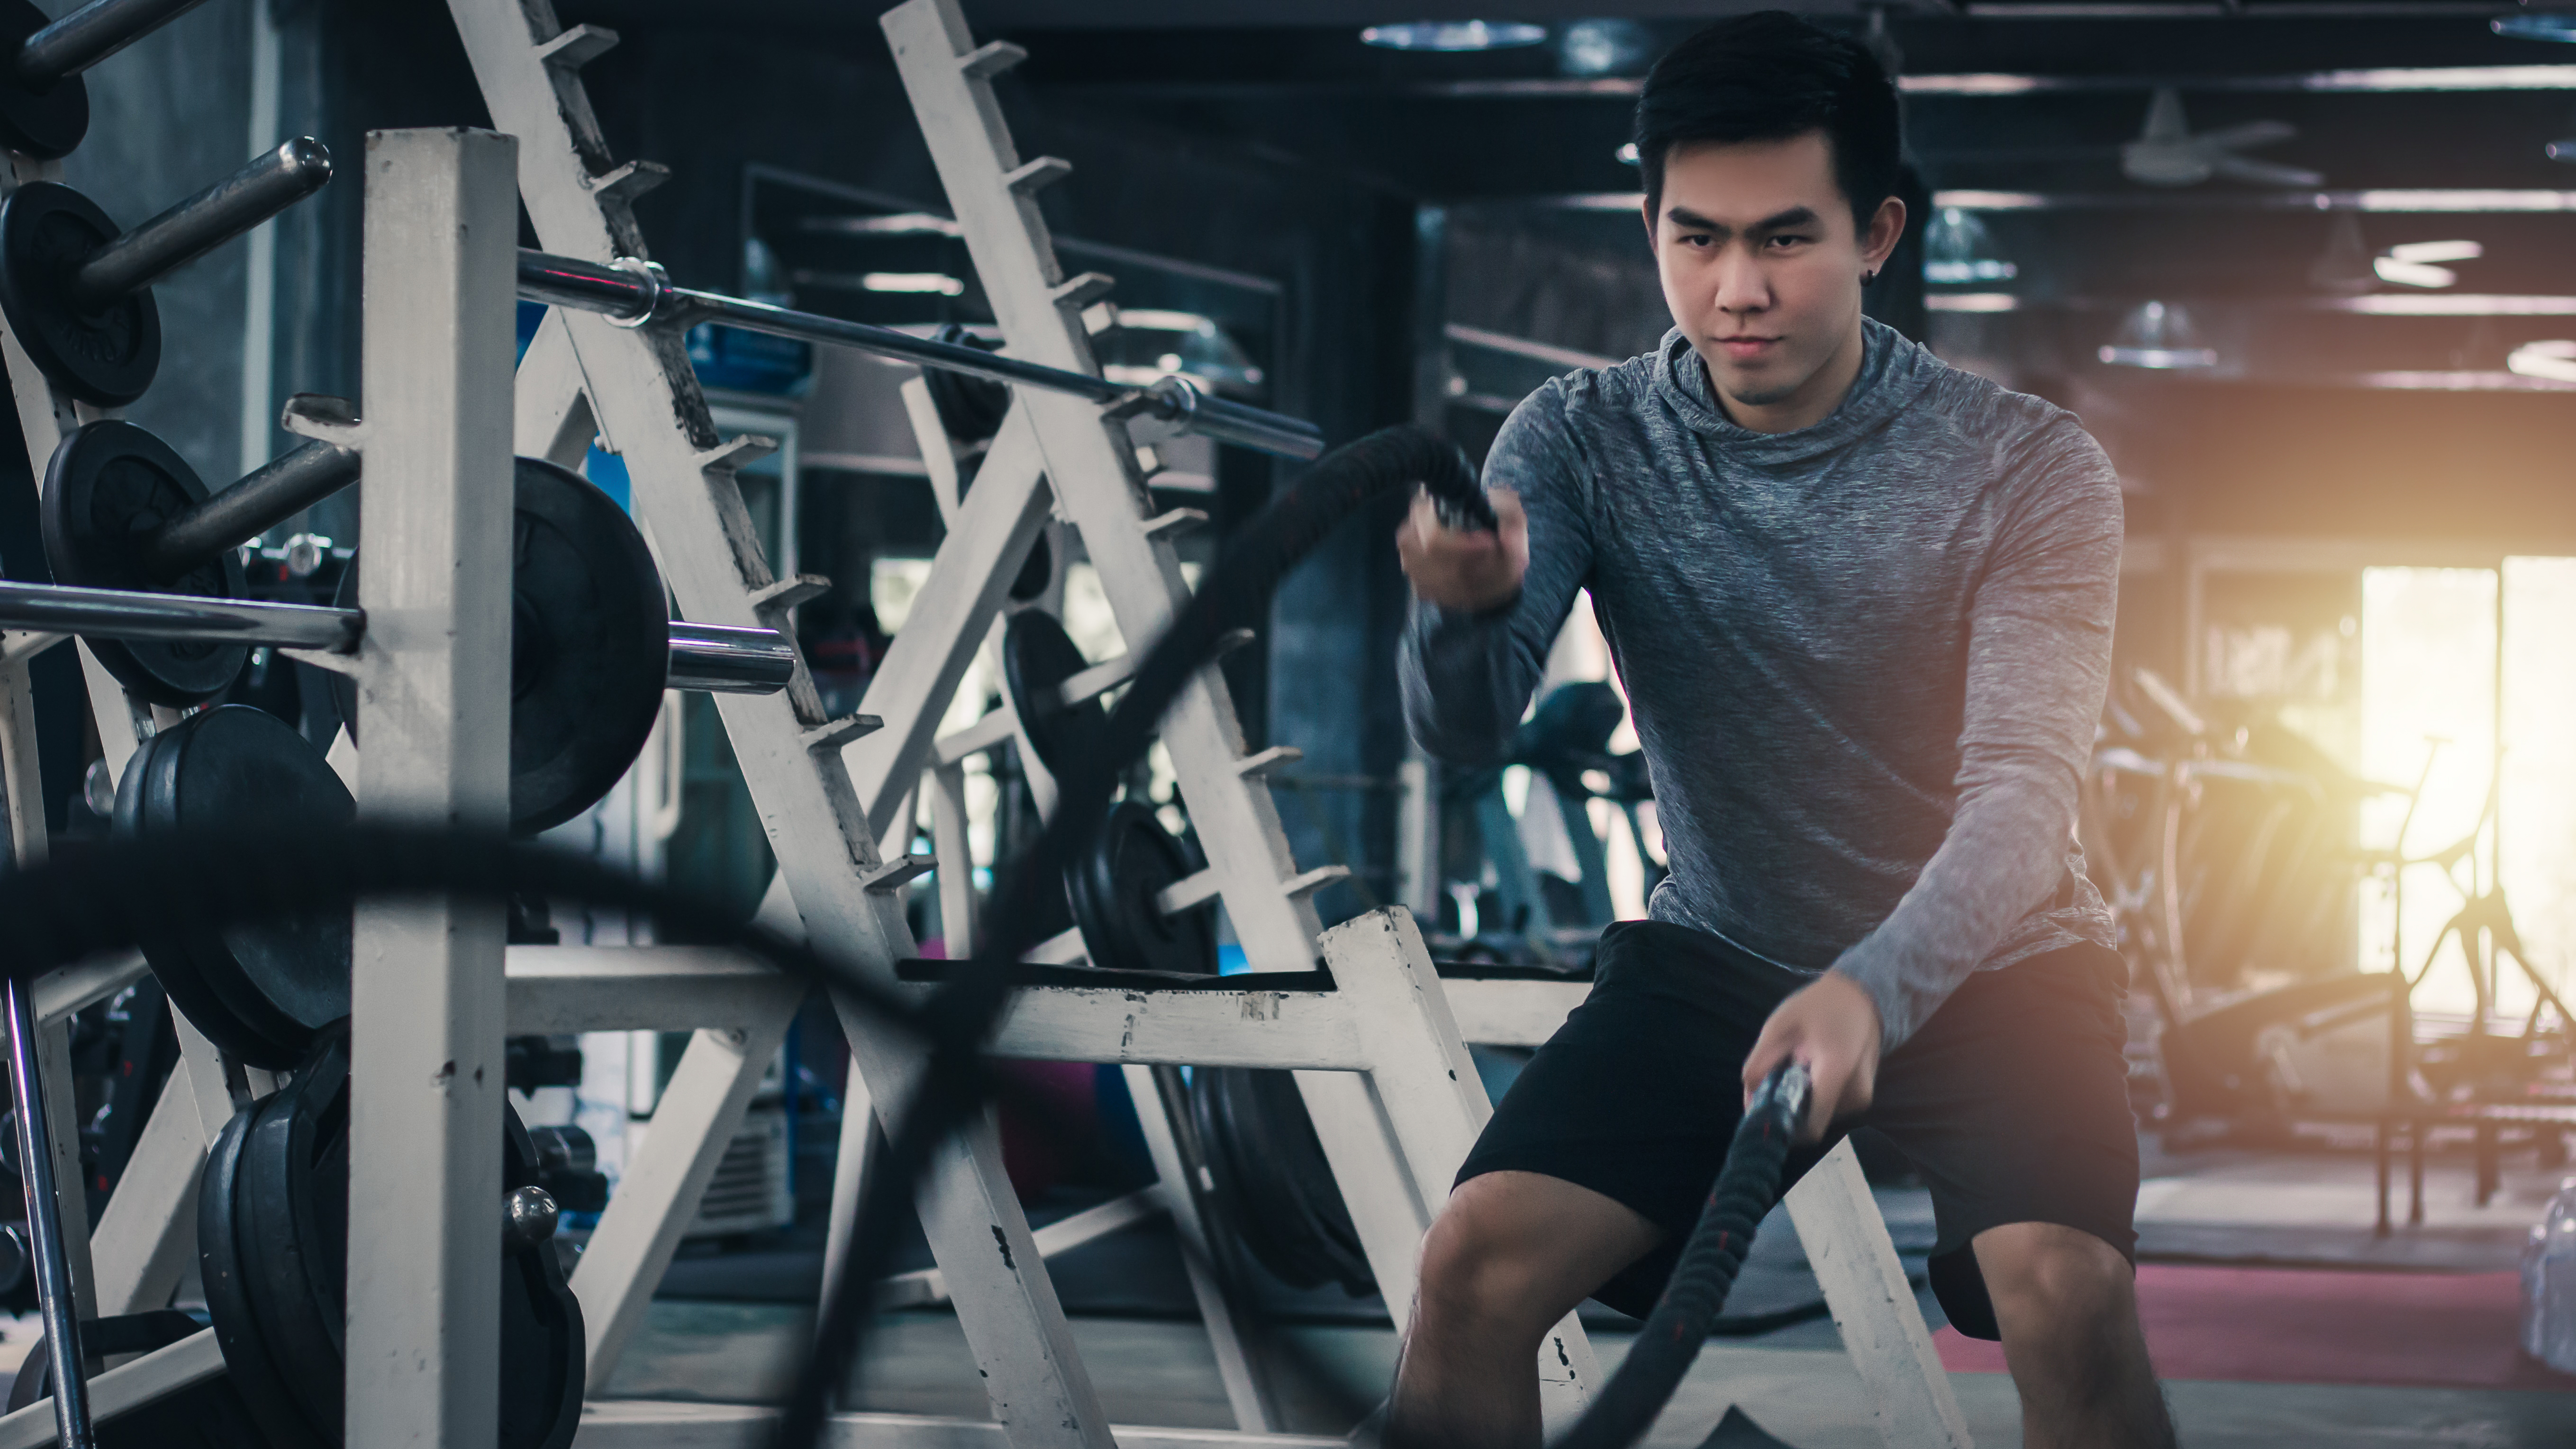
1189, 1067, 1374, 1296
200, 1102, 327, 1449
1067, 800, 1215, 977
115, 706, 352, 1068
213, 1029, 584, 1449
245, 1062, 345, 1440
0, 2, 85, 160
0, 1, 85, 161
110, 726, 294, 1069
1001, 609, 1102, 779
0, 182, 159, 405
331, 458, 669, 835
1010, 530, 1052, 602
499, 1111, 586, 1449
923, 323, 1010, 443
41, 420, 248, 703
506, 457, 669, 835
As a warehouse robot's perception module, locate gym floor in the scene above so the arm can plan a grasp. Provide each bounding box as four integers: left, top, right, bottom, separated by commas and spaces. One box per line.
595, 1135, 2576, 1446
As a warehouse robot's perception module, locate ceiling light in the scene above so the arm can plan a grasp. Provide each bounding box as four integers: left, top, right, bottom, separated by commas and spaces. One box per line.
801, 212, 960, 237
1923, 207, 2017, 284
2495, 13, 2576, 41
1559, 18, 1651, 76
2509, 339, 2576, 380
1615, 141, 1639, 166
2099, 300, 2217, 369
2373, 257, 2457, 288
859, 272, 966, 295
1360, 20, 1547, 52
2386, 239, 2481, 263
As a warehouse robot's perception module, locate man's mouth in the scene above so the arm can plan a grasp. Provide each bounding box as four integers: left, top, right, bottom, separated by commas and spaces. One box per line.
1715, 336, 1780, 360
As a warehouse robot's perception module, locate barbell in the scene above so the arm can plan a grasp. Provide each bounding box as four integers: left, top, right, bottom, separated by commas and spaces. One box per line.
517, 249, 1329, 462
21, 417, 796, 833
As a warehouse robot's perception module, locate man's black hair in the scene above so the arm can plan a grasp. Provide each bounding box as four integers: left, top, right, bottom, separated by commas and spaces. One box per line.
1632, 11, 1901, 237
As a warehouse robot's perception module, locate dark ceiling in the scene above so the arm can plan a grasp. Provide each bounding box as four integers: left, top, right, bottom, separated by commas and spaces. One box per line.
562, 0, 2576, 396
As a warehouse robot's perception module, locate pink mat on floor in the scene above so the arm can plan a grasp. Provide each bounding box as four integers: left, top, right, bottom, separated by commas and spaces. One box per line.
1932, 1265, 2575, 1390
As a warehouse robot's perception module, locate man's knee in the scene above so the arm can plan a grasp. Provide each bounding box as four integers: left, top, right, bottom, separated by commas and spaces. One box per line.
1974, 1222, 2138, 1343
1416, 1195, 1550, 1338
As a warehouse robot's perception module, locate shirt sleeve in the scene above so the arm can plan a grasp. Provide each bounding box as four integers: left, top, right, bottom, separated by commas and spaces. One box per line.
1826, 416, 2124, 1052
1398, 382, 1597, 766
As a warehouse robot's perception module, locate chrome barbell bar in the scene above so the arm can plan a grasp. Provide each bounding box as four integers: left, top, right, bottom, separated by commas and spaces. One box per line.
516, 249, 1329, 462
0, 580, 797, 695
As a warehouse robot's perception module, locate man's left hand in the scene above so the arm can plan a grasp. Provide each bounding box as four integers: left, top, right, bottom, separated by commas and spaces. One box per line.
1742, 972, 1884, 1141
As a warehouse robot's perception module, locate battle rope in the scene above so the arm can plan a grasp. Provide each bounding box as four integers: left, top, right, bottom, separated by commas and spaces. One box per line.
0, 421, 1815, 1449
1551, 1061, 1812, 1449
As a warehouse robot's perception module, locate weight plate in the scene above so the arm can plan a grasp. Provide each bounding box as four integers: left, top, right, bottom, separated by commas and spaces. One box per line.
1001, 609, 1102, 779
201, 1101, 326, 1449
0, 181, 160, 405
41, 420, 248, 704
1010, 530, 1052, 603
498, 1111, 586, 1449
0, 3, 85, 160
332, 458, 669, 835
923, 323, 1010, 443
1188, 1067, 1375, 1296
247, 1067, 346, 1434
205, 1030, 584, 1449
507, 458, 669, 835
1067, 800, 1215, 977
113, 706, 353, 1069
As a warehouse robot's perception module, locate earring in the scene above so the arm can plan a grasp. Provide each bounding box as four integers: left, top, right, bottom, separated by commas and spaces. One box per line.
1863, 269, 1878, 284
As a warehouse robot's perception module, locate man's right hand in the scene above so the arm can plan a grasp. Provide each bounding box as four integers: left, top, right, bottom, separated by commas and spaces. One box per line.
1397, 487, 1528, 613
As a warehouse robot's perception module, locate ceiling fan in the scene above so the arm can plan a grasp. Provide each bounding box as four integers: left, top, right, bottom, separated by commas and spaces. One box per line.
2121, 88, 2322, 188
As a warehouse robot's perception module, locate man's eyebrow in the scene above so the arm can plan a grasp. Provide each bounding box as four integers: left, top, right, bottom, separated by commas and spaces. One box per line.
1661, 204, 1821, 234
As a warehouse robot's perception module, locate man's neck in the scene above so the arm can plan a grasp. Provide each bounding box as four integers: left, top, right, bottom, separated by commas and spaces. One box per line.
1706, 318, 1869, 435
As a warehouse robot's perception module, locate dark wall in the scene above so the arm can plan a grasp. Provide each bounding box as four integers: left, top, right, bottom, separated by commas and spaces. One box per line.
66, 0, 254, 474
260, 0, 492, 544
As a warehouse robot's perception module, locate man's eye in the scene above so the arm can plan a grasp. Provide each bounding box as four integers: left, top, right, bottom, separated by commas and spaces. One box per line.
1766, 234, 1809, 248
1680, 233, 1714, 247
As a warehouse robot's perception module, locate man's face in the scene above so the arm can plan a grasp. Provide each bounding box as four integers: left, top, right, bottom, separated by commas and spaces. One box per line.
1645, 132, 1899, 418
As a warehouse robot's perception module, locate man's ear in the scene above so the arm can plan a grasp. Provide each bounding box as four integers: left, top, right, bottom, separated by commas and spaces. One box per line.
1863, 195, 1907, 271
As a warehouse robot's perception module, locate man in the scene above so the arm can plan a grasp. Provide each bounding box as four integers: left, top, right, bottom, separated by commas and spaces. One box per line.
1391, 13, 2172, 1449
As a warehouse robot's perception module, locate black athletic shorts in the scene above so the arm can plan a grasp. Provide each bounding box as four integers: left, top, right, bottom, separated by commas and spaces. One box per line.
1455, 919, 2140, 1340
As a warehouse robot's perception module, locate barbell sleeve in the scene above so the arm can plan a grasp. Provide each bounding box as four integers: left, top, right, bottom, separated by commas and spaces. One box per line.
515, 248, 1328, 462
667, 621, 797, 694
0, 579, 360, 651
14, 0, 210, 87
142, 437, 361, 578
71, 136, 331, 309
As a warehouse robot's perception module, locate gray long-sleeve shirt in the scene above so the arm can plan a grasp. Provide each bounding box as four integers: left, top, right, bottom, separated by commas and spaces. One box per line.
1402, 320, 2121, 1051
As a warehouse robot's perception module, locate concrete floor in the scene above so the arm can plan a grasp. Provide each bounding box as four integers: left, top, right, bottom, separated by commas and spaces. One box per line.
599, 1139, 2576, 1448
600, 1305, 2576, 1448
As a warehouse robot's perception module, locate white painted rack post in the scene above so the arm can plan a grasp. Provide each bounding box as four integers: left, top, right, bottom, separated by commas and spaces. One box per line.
341, 126, 520, 1449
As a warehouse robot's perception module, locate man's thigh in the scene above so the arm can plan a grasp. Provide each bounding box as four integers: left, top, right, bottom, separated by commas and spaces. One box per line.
1454, 920, 1806, 1317
1859, 943, 2142, 1338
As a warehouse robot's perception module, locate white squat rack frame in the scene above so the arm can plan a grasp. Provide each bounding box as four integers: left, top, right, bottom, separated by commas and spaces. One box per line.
0, 2, 1973, 1448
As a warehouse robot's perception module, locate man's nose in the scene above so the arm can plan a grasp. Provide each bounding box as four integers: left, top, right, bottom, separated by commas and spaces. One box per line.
1709, 245, 1770, 316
